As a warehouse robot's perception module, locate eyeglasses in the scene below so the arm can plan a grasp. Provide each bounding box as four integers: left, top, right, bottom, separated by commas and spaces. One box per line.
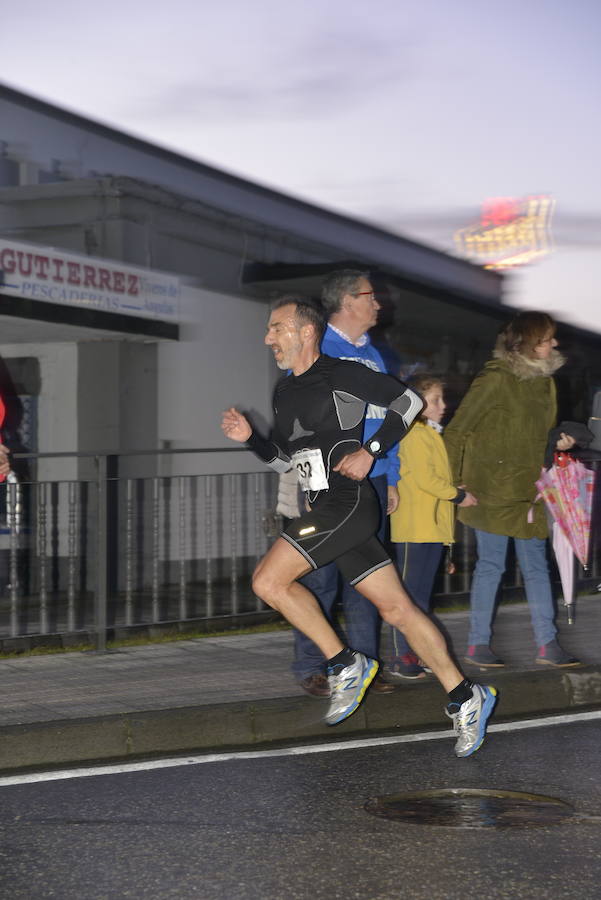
352, 291, 376, 298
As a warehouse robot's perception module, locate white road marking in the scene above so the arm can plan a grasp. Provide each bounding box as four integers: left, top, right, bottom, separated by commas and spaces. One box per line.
1, 709, 600, 788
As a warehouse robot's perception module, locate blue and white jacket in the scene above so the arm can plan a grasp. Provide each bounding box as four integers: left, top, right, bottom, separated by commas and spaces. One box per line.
321, 324, 400, 486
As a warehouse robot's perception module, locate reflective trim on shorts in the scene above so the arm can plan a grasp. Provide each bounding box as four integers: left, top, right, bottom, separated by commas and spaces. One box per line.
281, 532, 319, 570
349, 558, 393, 586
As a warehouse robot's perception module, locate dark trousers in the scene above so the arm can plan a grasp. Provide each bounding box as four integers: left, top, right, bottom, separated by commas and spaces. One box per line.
389, 541, 444, 658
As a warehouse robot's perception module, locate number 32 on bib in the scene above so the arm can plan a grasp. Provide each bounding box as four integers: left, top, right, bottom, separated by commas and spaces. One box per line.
292, 448, 329, 492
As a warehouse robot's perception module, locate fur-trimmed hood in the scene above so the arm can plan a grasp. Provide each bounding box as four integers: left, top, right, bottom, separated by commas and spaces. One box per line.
493, 338, 565, 380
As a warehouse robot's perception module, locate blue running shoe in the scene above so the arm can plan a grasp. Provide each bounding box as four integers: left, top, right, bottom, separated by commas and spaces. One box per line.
446, 684, 498, 757
325, 651, 379, 726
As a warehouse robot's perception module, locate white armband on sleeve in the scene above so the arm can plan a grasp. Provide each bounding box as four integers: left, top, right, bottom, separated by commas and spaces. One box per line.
389, 388, 423, 430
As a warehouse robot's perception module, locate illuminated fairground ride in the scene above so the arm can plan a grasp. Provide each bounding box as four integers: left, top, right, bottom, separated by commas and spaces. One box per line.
454, 195, 555, 270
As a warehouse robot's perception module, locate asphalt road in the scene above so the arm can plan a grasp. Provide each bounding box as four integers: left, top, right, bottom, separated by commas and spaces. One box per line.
1, 716, 600, 900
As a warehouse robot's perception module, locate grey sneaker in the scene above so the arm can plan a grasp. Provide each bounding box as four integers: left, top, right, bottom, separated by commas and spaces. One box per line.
446, 684, 498, 758
325, 651, 379, 726
464, 645, 505, 667
536, 639, 580, 667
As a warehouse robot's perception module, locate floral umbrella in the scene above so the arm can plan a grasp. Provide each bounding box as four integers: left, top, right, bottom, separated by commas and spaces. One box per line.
535, 452, 595, 623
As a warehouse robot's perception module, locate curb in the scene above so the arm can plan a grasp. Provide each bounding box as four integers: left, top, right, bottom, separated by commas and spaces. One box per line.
2, 665, 601, 773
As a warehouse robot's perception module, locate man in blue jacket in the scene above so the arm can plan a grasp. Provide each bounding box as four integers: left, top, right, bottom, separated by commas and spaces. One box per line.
291, 269, 401, 695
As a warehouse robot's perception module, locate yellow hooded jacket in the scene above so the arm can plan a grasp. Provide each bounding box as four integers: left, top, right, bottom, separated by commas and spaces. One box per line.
390, 420, 458, 544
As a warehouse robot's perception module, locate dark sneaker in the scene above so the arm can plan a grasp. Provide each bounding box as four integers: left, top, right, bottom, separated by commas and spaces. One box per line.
446, 684, 498, 757
370, 675, 396, 694
299, 673, 331, 697
325, 651, 378, 725
536, 640, 581, 667
386, 653, 426, 680
464, 645, 505, 667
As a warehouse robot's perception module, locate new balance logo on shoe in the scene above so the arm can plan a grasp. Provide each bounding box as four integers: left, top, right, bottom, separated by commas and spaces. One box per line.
446, 684, 498, 757
325, 651, 378, 726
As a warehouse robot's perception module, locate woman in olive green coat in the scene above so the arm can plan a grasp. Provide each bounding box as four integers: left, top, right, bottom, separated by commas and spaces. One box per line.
444, 312, 579, 668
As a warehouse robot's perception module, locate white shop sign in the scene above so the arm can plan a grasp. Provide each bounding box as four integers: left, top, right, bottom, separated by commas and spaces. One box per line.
0, 239, 180, 320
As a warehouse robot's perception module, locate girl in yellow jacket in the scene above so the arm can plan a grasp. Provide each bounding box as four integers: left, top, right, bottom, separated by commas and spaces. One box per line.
387, 375, 477, 679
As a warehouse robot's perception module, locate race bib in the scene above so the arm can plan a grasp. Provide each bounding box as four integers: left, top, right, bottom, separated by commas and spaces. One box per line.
292, 448, 329, 492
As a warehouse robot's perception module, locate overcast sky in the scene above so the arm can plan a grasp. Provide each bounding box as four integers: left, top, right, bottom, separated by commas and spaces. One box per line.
2, 0, 600, 331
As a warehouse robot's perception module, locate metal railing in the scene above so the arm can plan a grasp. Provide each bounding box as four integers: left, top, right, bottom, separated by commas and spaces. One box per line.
1, 449, 599, 650
2, 448, 280, 650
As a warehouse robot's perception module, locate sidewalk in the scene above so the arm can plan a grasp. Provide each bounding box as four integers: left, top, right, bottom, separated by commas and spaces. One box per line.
1, 594, 601, 772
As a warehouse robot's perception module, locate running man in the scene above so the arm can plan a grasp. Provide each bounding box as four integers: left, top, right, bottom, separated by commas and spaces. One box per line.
221, 296, 497, 757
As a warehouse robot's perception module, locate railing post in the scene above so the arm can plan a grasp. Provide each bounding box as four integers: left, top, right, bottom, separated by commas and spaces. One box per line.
204, 476, 213, 617
67, 481, 78, 632
152, 477, 160, 622
229, 473, 239, 614
7, 473, 20, 638
178, 476, 187, 621
37, 482, 48, 634
95, 454, 108, 652
125, 478, 134, 626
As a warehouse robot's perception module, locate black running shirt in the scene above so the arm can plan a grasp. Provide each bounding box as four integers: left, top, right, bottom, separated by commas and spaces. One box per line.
247, 355, 422, 496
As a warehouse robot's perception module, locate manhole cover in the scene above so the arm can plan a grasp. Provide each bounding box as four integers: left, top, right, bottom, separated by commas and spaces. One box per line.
365, 789, 576, 828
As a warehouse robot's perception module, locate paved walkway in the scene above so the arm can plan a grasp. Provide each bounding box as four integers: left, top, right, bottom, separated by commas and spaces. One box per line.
1, 594, 601, 772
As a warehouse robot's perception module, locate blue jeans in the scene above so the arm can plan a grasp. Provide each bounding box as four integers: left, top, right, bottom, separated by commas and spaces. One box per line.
469, 529, 556, 648
389, 542, 444, 657
290, 475, 388, 680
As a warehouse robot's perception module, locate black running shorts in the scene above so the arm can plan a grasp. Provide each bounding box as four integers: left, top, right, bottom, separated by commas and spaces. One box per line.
282, 480, 392, 585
